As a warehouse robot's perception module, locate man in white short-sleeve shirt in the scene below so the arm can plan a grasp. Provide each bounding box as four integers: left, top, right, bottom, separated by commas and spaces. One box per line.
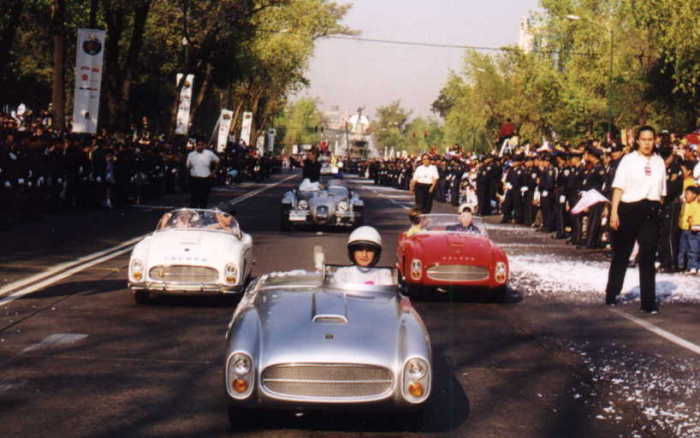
186, 141, 220, 208
410, 154, 439, 213
605, 126, 666, 314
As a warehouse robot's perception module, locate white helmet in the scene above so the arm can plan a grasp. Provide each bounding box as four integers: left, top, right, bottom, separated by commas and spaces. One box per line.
347, 226, 382, 266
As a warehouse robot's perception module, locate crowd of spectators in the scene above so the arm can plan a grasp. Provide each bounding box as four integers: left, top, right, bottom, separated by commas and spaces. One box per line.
0, 109, 280, 229
360, 129, 700, 274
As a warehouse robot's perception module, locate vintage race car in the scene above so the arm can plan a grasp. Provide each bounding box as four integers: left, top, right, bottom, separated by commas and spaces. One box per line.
397, 214, 509, 300
224, 266, 432, 429
280, 179, 363, 230
127, 208, 253, 303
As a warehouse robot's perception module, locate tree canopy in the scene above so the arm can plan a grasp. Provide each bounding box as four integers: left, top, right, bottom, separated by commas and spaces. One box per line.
0, 0, 353, 139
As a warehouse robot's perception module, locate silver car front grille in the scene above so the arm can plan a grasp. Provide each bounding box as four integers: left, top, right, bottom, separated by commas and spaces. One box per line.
262, 363, 392, 398
426, 265, 489, 282
148, 265, 218, 283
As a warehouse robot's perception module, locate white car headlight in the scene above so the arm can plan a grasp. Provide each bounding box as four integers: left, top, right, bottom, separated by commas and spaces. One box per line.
227, 352, 254, 399
130, 258, 144, 281
337, 201, 348, 212
495, 261, 507, 284
225, 263, 238, 284
298, 200, 308, 210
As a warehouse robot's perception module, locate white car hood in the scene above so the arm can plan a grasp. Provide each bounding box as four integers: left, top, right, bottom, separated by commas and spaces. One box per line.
143, 230, 240, 267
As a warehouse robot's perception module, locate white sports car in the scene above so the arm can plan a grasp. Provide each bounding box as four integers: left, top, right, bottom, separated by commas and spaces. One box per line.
128, 208, 253, 303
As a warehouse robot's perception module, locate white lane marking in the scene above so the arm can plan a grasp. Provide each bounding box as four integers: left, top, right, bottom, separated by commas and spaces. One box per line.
0, 174, 298, 307
0, 246, 134, 307
21, 333, 88, 354
610, 308, 700, 356
0, 236, 143, 298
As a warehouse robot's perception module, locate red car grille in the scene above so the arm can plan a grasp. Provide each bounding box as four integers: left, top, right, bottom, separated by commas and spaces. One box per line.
426, 265, 489, 282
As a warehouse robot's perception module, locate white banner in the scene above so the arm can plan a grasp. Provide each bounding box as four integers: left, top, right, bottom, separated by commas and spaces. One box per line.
267, 128, 276, 152
175, 74, 195, 135
72, 29, 106, 134
240, 111, 253, 146
216, 109, 234, 153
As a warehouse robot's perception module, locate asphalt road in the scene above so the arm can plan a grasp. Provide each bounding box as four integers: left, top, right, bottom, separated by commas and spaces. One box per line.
0, 171, 698, 438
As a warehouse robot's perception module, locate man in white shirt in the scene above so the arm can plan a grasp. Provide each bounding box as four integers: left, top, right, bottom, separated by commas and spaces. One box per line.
605, 126, 666, 314
186, 140, 220, 208
693, 160, 700, 184
410, 154, 440, 213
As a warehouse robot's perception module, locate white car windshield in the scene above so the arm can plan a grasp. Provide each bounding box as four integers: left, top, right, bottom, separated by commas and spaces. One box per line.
156, 209, 241, 236
416, 214, 485, 235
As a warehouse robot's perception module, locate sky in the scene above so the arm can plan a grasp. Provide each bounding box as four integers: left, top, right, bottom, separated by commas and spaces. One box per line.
294, 0, 540, 121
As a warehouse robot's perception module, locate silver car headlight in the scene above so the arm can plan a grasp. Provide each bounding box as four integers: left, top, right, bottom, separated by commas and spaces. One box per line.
495, 261, 507, 284
227, 352, 254, 399
298, 200, 308, 210
403, 357, 430, 403
130, 258, 144, 282
337, 201, 349, 212
224, 263, 238, 284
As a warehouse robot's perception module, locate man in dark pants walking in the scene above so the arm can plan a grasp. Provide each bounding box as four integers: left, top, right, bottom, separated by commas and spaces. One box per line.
605, 126, 666, 313
186, 140, 219, 209
410, 154, 439, 213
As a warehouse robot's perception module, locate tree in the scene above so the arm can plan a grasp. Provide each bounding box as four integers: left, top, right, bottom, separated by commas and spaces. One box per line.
371, 101, 411, 154
274, 98, 324, 150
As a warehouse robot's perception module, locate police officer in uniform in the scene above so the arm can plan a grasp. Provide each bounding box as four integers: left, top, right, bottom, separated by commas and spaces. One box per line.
538, 153, 556, 232
582, 147, 606, 248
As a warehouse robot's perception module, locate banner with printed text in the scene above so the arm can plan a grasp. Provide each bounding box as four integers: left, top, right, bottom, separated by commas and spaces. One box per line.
175, 74, 195, 135
240, 111, 253, 146
217, 109, 234, 153
72, 29, 106, 134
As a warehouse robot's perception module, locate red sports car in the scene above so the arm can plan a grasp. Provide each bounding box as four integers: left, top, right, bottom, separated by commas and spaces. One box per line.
396, 214, 509, 300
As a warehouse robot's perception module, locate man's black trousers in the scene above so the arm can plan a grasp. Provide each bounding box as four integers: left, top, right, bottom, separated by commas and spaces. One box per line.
414, 183, 433, 213
605, 200, 660, 310
189, 176, 212, 209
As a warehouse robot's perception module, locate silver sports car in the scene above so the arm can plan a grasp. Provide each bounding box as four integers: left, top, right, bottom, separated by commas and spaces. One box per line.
280, 180, 364, 230
224, 266, 432, 429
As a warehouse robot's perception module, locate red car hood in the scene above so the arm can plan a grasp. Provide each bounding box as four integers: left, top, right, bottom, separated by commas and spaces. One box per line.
412, 233, 493, 265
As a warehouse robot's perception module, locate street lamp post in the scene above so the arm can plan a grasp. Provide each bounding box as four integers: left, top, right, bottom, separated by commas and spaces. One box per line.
566, 14, 613, 141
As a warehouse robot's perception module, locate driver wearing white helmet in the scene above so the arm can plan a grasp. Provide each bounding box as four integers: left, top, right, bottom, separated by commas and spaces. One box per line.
334, 226, 395, 286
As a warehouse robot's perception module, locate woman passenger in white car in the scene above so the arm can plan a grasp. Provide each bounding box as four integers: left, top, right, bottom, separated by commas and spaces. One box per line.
334, 226, 394, 286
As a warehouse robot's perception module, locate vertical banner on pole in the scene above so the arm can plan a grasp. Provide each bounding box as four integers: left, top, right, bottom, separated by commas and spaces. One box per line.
175, 74, 195, 135
267, 128, 276, 152
217, 109, 233, 153
240, 111, 253, 146
72, 28, 106, 134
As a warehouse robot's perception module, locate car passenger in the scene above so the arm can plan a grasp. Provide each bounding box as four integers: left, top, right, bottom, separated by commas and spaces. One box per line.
209, 211, 234, 231
334, 226, 394, 286
405, 208, 423, 237
446, 206, 481, 234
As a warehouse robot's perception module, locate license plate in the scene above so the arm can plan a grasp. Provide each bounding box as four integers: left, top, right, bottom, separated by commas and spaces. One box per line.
290, 211, 307, 221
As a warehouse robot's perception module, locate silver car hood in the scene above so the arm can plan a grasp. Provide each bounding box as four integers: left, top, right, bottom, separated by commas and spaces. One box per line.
256, 289, 400, 368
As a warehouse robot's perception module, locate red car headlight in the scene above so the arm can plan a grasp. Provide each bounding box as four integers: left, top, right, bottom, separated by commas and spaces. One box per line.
495, 261, 508, 284
410, 259, 422, 280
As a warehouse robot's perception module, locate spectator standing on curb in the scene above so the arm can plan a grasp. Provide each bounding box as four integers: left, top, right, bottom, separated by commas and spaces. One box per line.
186, 140, 219, 208
605, 126, 666, 313
410, 153, 439, 213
